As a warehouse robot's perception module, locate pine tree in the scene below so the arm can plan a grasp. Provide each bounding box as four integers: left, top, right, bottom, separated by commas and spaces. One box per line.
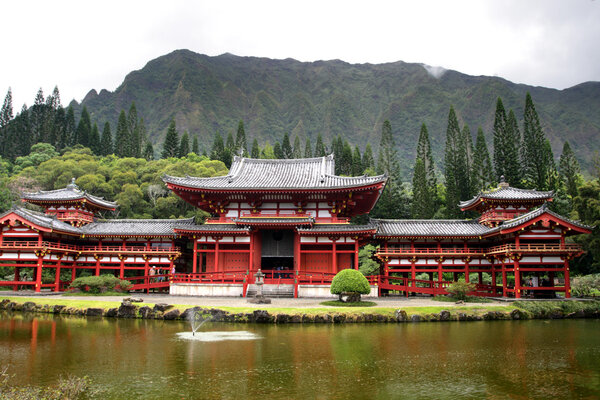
52, 106, 66, 151
210, 132, 225, 161
223, 132, 235, 166
459, 124, 473, 198
273, 141, 284, 159
251, 138, 260, 158
292, 135, 302, 158
115, 110, 129, 157
192, 135, 199, 154
0, 88, 13, 128
100, 122, 113, 155
314, 133, 326, 157
89, 123, 100, 154
31, 88, 46, 142
352, 145, 363, 175
444, 106, 465, 218
522, 92, 551, 189
372, 120, 404, 218
493, 98, 508, 182
362, 143, 374, 171
471, 127, 494, 192
178, 131, 190, 157
76, 107, 91, 147
415, 123, 437, 195
411, 158, 433, 218
261, 141, 276, 159
127, 103, 139, 157
304, 137, 312, 158
559, 141, 581, 198
338, 140, 353, 175
235, 120, 247, 155
64, 106, 76, 147
49, 86, 61, 109
143, 142, 154, 160
504, 109, 522, 185
136, 119, 148, 158
281, 132, 293, 158
161, 119, 179, 158
12, 105, 32, 159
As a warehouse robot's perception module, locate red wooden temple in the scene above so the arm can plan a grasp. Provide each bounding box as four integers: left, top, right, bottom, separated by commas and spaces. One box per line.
0, 157, 591, 298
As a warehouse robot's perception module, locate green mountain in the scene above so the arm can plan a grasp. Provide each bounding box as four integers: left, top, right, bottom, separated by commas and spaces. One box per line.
74, 49, 600, 175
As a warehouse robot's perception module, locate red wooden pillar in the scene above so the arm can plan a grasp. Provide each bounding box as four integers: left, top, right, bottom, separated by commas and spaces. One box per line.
144, 257, 150, 294
564, 259, 571, 298
501, 260, 507, 297
354, 240, 359, 270
13, 267, 20, 291
95, 256, 100, 276
464, 261, 470, 283
332, 239, 337, 273
119, 257, 125, 279
478, 271, 483, 284
214, 239, 220, 272
54, 256, 62, 292
514, 259, 521, 299
437, 240, 443, 283
35, 255, 43, 293
192, 239, 198, 274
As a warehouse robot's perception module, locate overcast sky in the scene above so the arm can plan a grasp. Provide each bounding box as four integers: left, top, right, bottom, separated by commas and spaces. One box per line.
2, 0, 599, 109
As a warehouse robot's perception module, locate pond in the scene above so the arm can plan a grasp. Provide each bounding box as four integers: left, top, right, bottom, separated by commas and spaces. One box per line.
0, 314, 599, 399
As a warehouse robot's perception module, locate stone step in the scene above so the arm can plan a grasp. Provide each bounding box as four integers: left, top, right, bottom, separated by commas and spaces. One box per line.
246, 284, 294, 298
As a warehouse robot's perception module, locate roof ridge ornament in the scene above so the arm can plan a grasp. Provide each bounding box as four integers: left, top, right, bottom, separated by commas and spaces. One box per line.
499, 175, 509, 188
67, 177, 78, 191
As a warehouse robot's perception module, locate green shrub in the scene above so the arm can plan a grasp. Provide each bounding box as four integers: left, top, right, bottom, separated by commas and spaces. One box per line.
330, 269, 371, 300
69, 274, 131, 294
445, 280, 476, 301
571, 274, 600, 297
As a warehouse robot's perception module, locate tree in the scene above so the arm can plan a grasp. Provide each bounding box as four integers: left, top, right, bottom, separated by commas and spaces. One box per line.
178, 131, 190, 157
362, 143, 374, 171
505, 109, 523, 185
161, 119, 179, 158
571, 180, 600, 274
261, 141, 276, 159
31, 88, 46, 142
314, 133, 326, 157
251, 138, 260, 158
304, 137, 312, 158
459, 124, 474, 199
338, 140, 353, 175
522, 92, 551, 189
352, 145, 363, 176
99, 122, 113, 155
443, 106, 465, 218
330, 269, 371, 302
192, 135, 199, 154
493, 98, 520, 185
273, 141, 284, 159
559, 141, 581, 198
0, 88, 13, 128
143, 142, 154, 160
411, 158, 433, 218
210, 132, 225, 162
89, 123, 100, 155
416, 123, 437, 191
64, 106, 76, 147
281, 132, 293, 159
292, 135, 302, 158
471, 127, 494, 192
235, 120, 247, 155
114, 110, 129, 157
127, 103, 140, 158
372, 120, 404, 218
75, 107, 91, 147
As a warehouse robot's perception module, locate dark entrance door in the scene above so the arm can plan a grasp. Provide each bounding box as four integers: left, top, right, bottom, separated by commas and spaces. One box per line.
261, 230, 294, 281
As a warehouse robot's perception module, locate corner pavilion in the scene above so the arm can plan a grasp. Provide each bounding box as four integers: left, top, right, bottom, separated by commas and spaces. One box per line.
0, 155, 591, 298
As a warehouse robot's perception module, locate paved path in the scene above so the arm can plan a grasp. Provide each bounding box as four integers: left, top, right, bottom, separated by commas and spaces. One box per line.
0, 292, 508, 308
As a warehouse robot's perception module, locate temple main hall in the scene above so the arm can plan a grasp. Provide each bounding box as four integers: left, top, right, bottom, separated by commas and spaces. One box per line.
0, 155, 591, 298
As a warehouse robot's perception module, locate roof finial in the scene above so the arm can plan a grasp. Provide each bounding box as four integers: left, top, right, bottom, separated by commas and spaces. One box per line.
67, 177, 78, 190
499, 175, 509, 188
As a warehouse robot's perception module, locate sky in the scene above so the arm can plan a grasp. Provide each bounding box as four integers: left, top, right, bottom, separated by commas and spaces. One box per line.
2, 0, 599, 109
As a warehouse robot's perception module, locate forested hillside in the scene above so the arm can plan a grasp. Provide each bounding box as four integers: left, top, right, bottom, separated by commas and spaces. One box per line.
69, 50, 600, 173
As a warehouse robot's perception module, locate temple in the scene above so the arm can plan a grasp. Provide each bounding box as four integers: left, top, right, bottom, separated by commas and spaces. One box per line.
0, 156, 591, 298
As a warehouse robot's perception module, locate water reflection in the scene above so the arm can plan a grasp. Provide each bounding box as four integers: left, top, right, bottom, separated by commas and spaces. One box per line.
0, 312, 599, 399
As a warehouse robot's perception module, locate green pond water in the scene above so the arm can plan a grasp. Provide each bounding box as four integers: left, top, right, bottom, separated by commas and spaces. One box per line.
0, 314, 599, 399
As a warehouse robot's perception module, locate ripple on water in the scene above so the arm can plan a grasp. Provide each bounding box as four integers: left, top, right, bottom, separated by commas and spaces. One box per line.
176, 331, 262, 342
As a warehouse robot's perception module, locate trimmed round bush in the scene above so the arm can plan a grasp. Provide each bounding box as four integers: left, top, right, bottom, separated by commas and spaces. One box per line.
330, 269, 371, 301
69, 274, 131, 294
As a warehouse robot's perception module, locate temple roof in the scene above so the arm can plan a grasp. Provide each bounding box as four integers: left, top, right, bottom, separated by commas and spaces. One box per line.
498, 203, 592, 232
372, 218, 492, 238
2, 207, 82, 234
81, 218, 195, 237
459, 184, 553, 210
234, 216, 314, 226
22, 180, 117, 210
297, 223, 376, 234
163, 154, 387, 191
174, 223, 250, 234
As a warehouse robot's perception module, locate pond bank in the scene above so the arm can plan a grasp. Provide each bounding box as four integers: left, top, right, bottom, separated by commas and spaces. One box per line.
1, 295, 599, 323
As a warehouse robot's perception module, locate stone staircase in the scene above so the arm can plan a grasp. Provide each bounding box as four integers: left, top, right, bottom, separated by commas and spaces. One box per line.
246, 284, 294, 298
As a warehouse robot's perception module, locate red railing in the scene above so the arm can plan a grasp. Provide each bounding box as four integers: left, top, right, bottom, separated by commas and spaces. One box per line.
376, 247, 486, 257
172, 271, 248, 284
0, 240, 180, 254
487, 243, 583, 254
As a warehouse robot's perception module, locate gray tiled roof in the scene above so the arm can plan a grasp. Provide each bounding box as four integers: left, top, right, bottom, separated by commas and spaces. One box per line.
234, 217, 314, 225
174, 223, 250, 233
499, 203, 592, 231
297, 223, 376, 233
372, 218, 492, 237
81, 218, 195, 236
1, 207, 82, 234
23, 186, 117, 209
163, 154, 387, 190
459, 185, 553, 209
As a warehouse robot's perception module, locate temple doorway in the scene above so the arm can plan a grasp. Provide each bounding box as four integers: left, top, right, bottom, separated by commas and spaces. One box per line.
261, 229, 294, 281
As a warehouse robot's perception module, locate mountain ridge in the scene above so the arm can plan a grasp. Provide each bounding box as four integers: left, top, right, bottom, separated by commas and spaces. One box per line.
72, 49, 600, 174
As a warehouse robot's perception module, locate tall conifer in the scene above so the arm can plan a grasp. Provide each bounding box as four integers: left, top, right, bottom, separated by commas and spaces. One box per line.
115, 110, 128, 157
304, 137, 312, 158
559, 141, 580, 198
0, 88, 13, 128
235, 120, 247, 155
444, 106, 464, 217
89, 123, 100, 154
372, 120, 404, 218
179, 131, 190, 157
504, 109, 522, 185
251, 138, 260, 158
363, 143, 375, 171
64, 106, 76, 147
471, 127, 494, 192
292, 135, 302, 158
273, 142, 283, 159
352, 145, 363, 176
314, 133, 326, 157
210, 132, 225, 162
281, 132, 293, 158
100, 122, 113, 155
411, 158, 432, 218
522, 92, 551, 189
192, 135, 199, 154
161, 119, 179, 158
143, 142, 154, 160
76, 107, 91, 147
